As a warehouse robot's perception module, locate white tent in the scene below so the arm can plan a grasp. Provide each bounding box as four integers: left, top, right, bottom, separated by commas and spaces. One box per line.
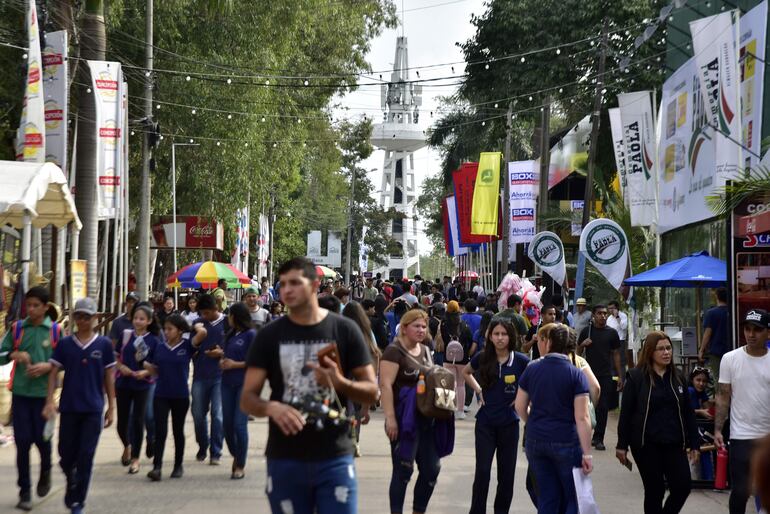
0, 161, 81, 291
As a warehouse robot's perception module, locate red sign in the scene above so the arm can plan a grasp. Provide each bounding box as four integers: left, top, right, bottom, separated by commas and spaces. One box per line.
95, 79, 118, 91
151, 216, 223, 250
98, 176, 120, 186
43, 53, 63, 66
99, 127, 120, 138
28, 66, 40, 84
452, 163, 501, 245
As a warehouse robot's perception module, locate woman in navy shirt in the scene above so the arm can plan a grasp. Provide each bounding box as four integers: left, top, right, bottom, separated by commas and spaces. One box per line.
515, 323, 593, 514
145, 314, 194, 481
220, 302, 255, 479
463, 319, 529, 514
115, 302, 160, 474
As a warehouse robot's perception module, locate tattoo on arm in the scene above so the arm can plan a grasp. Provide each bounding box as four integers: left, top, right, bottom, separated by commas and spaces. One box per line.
715, 383, 731, 432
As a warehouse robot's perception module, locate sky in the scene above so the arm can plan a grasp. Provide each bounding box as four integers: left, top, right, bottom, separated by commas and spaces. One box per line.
336, 0, 487, 254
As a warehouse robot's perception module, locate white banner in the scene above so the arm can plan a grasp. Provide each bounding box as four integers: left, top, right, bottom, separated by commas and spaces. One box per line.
508, 160, 537, 256
690, 10, 741, 182
739, 1, 767, 168
571, 200, 584, 236
528, 231, 567, 287
17, 0, 45, 162
608, 108, 628, 206
579, 218, 630, 291
307, 230, 322, 259
43, 30, 68, 170
307, 230, 342, 268
618, 91, 657, 227
358, 226, 368, 273
257, 213, 270, 279
89, 60, 123, 219
447, 196, 468, 257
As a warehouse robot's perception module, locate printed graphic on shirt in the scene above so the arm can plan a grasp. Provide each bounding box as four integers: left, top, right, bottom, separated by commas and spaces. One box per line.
279, 339, 336, 403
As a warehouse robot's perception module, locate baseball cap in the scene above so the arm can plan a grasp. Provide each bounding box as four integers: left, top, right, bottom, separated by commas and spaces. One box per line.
73, 297, 98, 316
125, 292, 140, 303
446, 300, 461, 313
742, 309, 770, 328
244, 286, 259, 295
576, 298, 587, 306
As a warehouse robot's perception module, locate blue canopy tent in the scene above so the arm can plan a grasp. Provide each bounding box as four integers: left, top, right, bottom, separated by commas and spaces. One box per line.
623, 251, 727, 346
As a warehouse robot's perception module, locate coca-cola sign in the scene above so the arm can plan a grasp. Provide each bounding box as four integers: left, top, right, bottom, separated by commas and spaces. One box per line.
151, 216, 223, 250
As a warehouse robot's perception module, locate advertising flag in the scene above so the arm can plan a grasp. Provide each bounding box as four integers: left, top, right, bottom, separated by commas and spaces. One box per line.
739, 1, 767, 167
17, 0, 45, 162
43, 30, 68, 170
618, 91, 657, 227
452, 163, 486, 246
528, 231, 567, 288
359, 226, 368, 273
89, 60, 123, 219
471, 152, 502, 235
446, 196, 468, 257
508, 160, 537, 254
608, 108, 628, 205
257, 213, 270, 279
579, 218, 631, 291
690, 10, 741, 181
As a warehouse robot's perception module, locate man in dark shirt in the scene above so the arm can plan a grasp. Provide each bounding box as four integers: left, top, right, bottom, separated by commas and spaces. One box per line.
493, 294, 528, 348
241, 257, 377, 514
578, 304, 623, 450
109, 292, 139, 348
698, 287, 729, 388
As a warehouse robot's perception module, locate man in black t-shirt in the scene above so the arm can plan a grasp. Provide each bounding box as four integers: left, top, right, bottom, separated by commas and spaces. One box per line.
241, 257, 377, 514
577, 304, 623, 450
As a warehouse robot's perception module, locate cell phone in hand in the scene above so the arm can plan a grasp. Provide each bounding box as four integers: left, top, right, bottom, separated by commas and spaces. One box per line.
623, 458, 633, 472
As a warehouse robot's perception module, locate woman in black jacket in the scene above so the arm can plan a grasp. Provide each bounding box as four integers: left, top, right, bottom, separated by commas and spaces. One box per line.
616, 331, 700, 514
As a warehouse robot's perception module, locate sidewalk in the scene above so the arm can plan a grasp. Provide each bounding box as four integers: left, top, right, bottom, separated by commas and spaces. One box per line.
0, 408, 730, 513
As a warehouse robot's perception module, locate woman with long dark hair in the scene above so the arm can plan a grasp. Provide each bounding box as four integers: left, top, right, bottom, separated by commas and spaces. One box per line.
441, 300, 474, 419
616, 331, 700, 514
220, 302, 256, 479
181, 295, 199, 326
463, 319, 529, 514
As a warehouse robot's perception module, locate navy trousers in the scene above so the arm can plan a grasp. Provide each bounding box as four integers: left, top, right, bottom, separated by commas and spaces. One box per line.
59, 412, 103, 509
12, 395, 51, 496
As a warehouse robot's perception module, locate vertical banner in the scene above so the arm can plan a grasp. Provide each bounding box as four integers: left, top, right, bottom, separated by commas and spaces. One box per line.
452, 163, 486, 246
306, 230, 322, 259
471, 152, 502, 235
446, 196, 469, 257
231, 207, 249, 272
739, 1, 767, 168
43, 30, 68, 170
89, 60, 123, 219
257, 213, 270, 279
326, 232, 342, 268
442, 198, 453, 256
528, 231, 567, 288
618, 91, 657, 227
358, 226, 368, 273
570, 200, 585, 236
608, 108, 628, 206
70, 260, 87, 301
17, 0, 45, 162
579, 218, 631, 291
508, 160, 537, 256
690, 10, 741, 181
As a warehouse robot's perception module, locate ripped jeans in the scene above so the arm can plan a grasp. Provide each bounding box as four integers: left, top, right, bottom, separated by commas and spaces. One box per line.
266, 454, 357, 514
389, 416, 442, 513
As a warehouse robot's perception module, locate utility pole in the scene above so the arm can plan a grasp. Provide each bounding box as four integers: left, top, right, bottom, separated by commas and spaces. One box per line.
345, 169, 357, 285
537, 99, 551, 232
574, 18, 609, 306
501, 101, 513, 273
136, 0, 153, 299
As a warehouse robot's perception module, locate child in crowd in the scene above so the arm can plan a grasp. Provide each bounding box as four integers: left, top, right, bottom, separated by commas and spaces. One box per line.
45, 297, 116, 514
688, 367, 714, 420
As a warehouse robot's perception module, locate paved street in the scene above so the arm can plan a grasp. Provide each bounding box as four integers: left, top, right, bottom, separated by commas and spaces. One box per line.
0, 406, 730, 513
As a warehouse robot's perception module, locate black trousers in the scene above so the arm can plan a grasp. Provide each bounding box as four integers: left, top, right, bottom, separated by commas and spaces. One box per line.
729, 438, 758, 514
593, 375, 615, 444
631, 443, 691, 514
469, 420, 519, 514
153, 396, 190, 470
116, 388, 148, 459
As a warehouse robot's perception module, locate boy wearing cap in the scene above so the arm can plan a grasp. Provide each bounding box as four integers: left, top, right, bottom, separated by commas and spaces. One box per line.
714, 308, 770, 513
44, 297, 115, 514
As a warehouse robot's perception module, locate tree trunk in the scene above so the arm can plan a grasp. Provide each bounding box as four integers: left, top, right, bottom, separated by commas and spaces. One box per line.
74, 0, 105, 298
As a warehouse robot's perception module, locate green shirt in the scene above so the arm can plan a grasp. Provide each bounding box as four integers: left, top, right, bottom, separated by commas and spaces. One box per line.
493, 309, 529, 339
0, 317, 56, 398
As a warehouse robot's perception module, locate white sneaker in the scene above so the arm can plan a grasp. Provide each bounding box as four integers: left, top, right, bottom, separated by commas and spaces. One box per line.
455, 411, 466, 420
463, 406, 470, 413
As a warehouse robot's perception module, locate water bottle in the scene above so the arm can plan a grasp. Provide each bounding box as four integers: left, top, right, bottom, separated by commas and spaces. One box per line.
43, 417, 55, 442
417, 373, 426, 395
714, 447, 728, 489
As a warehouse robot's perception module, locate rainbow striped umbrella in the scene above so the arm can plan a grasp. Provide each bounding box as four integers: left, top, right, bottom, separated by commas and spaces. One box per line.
166, 261, 251, 289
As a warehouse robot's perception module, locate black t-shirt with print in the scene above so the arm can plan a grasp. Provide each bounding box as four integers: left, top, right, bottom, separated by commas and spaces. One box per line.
246, 311, 371, 460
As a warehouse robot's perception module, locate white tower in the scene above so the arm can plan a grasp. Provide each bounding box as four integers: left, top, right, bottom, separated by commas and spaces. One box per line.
371, 36, 425, 281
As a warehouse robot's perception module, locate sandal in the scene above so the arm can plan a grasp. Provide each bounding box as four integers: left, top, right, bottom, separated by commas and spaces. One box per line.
128, 461, 140, 474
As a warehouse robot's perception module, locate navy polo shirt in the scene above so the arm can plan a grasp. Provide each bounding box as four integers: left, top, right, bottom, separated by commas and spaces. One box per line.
518, 353, 589, 444
192, 315, 228, 380
222, 329, 256, 388
146, 338, 194, 399
469, 351, 530, 426
115, 331, 159, 390
50, 334, 116, 413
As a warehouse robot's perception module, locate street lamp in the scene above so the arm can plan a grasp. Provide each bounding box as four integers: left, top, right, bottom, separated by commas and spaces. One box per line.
171, 143, 199, 306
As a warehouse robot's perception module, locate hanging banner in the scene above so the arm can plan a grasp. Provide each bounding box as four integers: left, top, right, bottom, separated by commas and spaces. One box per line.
545, 114, 591, 189
690, 10, 741, 182
739, 1, 767, 168
17, 0, 45, 162
70, 260, 87, 301
43, 30, 68, 170
257, 213, 270, 279
89, 60, 123, 219
471, 152, 502, 235
608, 108, 628, 205
618, 91, 657, 227
151, 216, 223, 250
452, 163, 485, 246
358, 226, 368, 274
306, 231, 322, 259
446, 196, 469, 257
528, 231, 567, 287
579, 218, 630, 291
571, 201, 585, 236
508, 160, 537, 253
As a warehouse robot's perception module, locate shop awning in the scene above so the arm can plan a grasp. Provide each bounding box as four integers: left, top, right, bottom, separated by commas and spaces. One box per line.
0, 161, 81, 230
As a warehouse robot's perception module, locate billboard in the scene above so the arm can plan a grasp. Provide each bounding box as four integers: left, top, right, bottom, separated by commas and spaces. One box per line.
151, 216, 224, 250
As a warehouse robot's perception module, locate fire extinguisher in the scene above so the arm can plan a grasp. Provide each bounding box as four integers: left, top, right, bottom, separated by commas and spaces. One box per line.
714, 447, 729, 489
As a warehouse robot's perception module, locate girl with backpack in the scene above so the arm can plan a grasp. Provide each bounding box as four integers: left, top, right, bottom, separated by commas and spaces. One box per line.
441, 301, 475, 419
463, 319, 529, 514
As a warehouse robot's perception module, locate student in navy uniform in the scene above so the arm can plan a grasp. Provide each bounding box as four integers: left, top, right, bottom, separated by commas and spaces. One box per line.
109, 292, 139, 348
463, 319, 530, 514
190, 293, 228, 465
115, 302, 160, 474
219, 302, 256, 479
145, 314, 196, 481
44, 297, 116, 514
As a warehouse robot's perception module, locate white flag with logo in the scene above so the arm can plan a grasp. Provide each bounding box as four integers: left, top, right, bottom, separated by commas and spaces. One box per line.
16, 0, 45, 162
608, 108, 628, 206
739, 1, 767, 168
579, 218, 630, 291
618, 91, 657, 227
89, 60, 123, 219
527, 231, 567, 288
508, 160, 537, 256
257, 213, 270, 279
359, 226, 368, 273
43, 30, 68, 170
690, 10, 741, 182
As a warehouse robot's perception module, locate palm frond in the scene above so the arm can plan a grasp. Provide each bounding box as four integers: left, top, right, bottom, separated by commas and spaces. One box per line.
706, 165, 770, 216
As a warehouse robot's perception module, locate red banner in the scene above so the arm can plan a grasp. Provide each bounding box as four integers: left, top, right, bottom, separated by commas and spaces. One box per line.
151, 216, 223, 250
442, 198, 452, 256
452, 162, 501, 245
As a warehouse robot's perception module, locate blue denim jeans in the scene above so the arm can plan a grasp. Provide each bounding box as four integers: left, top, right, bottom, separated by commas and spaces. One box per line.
144, 382, 156, 444
266, 454, 357, 514
525, 437, 582, 514
221, 382, 248, 468
191, 378, 223, 459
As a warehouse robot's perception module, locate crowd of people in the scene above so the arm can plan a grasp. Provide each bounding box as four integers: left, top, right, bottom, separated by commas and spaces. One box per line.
1, 265, 770, 513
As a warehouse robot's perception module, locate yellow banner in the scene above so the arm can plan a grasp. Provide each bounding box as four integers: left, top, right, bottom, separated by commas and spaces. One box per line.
470, 152, 501, 235
70, 260, 87, 302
